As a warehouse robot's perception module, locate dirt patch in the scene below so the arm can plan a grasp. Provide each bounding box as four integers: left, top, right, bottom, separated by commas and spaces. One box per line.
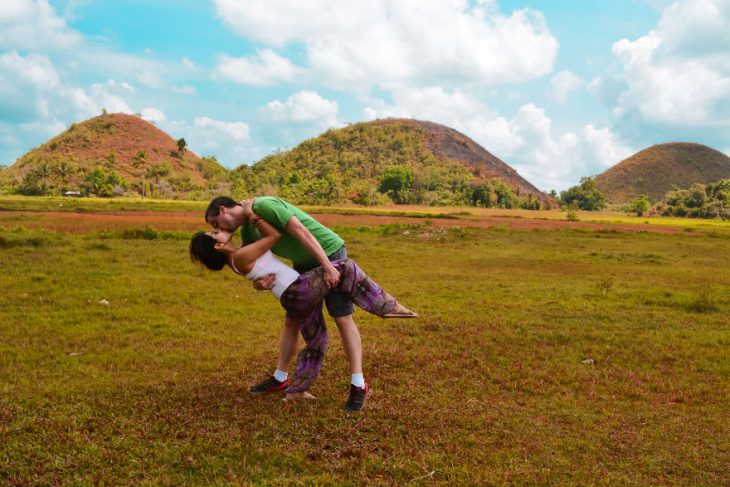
0, 210, 687, 235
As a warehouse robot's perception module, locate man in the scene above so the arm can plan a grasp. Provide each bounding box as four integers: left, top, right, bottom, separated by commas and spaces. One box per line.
205, 196, 370, 411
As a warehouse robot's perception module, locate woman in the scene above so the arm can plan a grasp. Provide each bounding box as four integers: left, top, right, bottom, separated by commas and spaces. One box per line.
189, 214, 416, 408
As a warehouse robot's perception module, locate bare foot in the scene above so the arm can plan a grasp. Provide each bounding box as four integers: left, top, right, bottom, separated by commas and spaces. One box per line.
383, 303, 418, 318
284, 391, 316, 401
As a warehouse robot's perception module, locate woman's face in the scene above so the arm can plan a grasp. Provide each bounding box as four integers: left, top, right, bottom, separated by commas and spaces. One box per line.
206, 230, 233, 246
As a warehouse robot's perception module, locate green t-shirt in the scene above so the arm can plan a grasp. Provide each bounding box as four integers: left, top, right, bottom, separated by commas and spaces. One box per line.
241, 197, 344, 270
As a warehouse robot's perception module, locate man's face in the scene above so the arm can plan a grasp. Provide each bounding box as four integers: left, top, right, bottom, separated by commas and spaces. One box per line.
207, 206, 236, 232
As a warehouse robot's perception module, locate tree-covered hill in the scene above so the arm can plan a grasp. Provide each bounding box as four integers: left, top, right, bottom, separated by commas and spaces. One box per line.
0, 113, 228, 198
231, 119, 552, 208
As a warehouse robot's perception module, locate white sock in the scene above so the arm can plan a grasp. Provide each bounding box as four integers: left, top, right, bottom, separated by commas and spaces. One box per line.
351, 373, 365, 388
274, 369, 288, 382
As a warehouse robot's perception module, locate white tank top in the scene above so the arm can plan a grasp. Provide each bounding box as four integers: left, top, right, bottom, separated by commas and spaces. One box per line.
231, 251, 300, 299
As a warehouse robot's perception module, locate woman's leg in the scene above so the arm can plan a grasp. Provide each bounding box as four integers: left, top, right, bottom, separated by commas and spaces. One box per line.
333, 259, 403, 317
282, 260, 410, 319
286, 302, 329, 394
280, 260, 414, 393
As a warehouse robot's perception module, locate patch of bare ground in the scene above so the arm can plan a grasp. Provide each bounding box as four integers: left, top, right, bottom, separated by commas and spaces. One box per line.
0, 210, 687, 234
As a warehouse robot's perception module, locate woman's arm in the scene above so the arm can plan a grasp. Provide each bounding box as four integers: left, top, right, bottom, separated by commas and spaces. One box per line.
230, 217, 281, 272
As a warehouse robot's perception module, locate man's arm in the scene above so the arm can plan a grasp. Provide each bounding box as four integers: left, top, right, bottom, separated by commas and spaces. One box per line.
285, 216, 341, 288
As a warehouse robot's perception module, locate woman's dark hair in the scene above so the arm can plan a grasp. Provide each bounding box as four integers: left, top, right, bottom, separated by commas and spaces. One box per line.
205, 196, 238, 221
189, 232, 227, 271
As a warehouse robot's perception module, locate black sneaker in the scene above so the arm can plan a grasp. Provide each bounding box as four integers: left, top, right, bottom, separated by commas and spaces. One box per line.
250, 375, 289, 394
344, 383, 371, 412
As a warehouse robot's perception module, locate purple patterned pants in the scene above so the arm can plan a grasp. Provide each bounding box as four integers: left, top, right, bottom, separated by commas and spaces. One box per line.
279, 259, 401, 393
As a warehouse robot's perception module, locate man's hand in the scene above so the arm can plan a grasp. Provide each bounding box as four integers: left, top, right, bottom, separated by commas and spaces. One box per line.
252, 273, 276, 291
323, 263, 341, 289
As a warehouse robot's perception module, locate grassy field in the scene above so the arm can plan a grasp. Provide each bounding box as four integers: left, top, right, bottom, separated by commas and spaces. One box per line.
1, 197, 729, 484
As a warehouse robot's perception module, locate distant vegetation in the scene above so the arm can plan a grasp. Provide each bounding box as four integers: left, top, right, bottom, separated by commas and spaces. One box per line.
229, 121, 543, 209
558, 177, 607, 211
656, 178, 730, 219
558, 176, 729, 220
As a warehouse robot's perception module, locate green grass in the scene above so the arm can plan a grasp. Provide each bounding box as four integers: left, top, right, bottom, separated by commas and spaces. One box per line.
0, 195, 208, 213
1, 202, 729, 484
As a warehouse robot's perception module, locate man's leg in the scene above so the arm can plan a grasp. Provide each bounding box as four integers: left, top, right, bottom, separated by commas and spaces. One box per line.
333, 314, 362, 375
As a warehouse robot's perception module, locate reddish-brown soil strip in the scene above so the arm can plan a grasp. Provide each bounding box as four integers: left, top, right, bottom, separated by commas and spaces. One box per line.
0, 210, 687, 235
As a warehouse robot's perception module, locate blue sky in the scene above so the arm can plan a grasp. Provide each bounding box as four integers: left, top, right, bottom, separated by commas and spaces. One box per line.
1, 0, 729, 191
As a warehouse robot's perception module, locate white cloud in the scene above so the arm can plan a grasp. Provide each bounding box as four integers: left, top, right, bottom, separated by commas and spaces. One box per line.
0, 52, 135, 137
550, 70, 583, 103
0, 51, 60, 121
87, 82, 134, 115
582, 124, 633, 169
213, 0, 558, 90
263, 90, 339, 128
155, 117, 253, 165
137, 67, 166, 89
0, 0, 82, 50
69, 49, 195, 96
181, 57, 195, 70
215, 49, 302, 86
0, 50, 60, 89
497, 106, 633, 189
194, 117, 250, 141
141, 107, 166, 123
599, 0, 730, 126
107, 79, 135, 93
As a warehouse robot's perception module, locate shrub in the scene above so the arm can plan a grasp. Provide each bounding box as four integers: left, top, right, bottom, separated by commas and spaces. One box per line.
629, 194, 651, 216
660, 179, 730, 220
560, 177, 606, 211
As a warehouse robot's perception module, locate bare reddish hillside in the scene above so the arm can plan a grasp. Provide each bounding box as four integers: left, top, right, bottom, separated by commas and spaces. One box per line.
371, 119, 552, 205
594, 143, 730, 203
3, 113, 225, 188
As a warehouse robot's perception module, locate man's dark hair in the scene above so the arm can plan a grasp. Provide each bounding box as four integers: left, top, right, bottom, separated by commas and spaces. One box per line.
189, 232, 227, 271
205, 196, 239, 221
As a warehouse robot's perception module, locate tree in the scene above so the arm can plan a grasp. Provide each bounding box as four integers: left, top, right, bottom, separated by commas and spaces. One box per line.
176, 138, 187, 158
132, 150, 148, 197
19, 169, 42, 195
147, 161, 172, 181
685, 183, 708, 208
379, 166, 413, 203
629, 194, 650, 216
379, 166, 413, 193
560, 177, 606, 211
83, 168, 112, 197
54, 159, 79, 190
35, 162, 52, 194
661, 178, 730, 220
82, 167, 126, 197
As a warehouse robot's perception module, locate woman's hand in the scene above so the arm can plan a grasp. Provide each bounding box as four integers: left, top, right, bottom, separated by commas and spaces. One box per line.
252, 274, 276, 291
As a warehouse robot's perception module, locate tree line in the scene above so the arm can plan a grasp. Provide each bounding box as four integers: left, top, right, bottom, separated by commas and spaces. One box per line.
558, 177, 729, 219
